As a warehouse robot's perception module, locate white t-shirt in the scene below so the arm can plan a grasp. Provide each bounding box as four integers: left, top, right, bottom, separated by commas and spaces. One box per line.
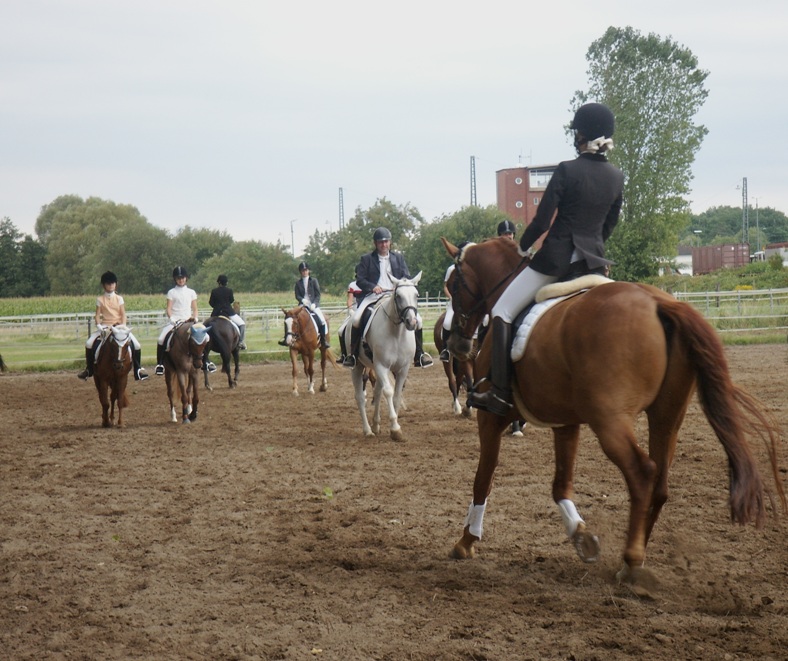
377, 254, 393, 291
167, 285, 197, 321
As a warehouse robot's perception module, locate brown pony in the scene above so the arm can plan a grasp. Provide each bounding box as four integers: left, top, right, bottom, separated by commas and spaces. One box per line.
442, 237, 785, 595
92, 325, 133, 428
163, 321, 210, 423
434, 311, 475, 418
281, 305, 336, 396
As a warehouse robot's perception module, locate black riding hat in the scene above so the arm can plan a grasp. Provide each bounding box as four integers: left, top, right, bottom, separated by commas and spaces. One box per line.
298, 261, 310, 271
570, 102, 615, 140
100, 271, 118, 285
373, 227, 392, 242
497, 220, 516, 236
172, 266, 189, 279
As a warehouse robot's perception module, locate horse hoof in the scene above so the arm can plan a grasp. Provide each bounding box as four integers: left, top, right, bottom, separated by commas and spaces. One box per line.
616, 565, 659, 599
182, 419, 191, 424
450, 543, 475, 560
572, 524, 601, 563
320, 384, 327, 392
390, 429, 404, 442
364, 431, 376, 438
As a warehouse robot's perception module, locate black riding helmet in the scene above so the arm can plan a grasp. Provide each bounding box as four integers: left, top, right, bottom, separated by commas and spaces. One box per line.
570, 102, 615, 140
373, 227, 392, 242
172, 266, 189, 280
100, 271, 118, 285
298, 261, 310, 271
497, 220, 516, 236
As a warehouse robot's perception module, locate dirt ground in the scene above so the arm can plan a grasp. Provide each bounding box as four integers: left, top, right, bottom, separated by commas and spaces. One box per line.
1, 344, 786, 661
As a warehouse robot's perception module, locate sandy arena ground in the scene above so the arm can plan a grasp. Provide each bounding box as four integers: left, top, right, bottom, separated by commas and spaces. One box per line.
1, 344, 786, 660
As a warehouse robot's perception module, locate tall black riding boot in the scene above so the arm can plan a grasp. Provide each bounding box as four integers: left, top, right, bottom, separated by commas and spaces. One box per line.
439, 327, 451, 362
468, 317, 513, 416
343, 325, 361, 368
155, 344, 166, 375
337, 328, 348, 364
413, 328, 433, 368
77, 347, 93, 380
238, 325, 247, 350
132, 349, 149, 381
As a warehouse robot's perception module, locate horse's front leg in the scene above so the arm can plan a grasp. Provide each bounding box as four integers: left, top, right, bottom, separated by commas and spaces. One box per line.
232, 350, 240, 387
451, 410, 508, 559
165, 370, 178, 423
290, 350, 300, 396
188, 371, 199, 421
305, 354, 315, 395
319, 349, 328, 392
374, 366, 396, 438
351, 364, 374, 437
550, 425, 600, 563
98, 382, 111, 428
388, 369, 409, 442
178, 371, 191, 423
444, 362, 462, 416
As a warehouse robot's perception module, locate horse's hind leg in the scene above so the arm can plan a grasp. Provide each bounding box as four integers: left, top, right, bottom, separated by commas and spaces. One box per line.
352, 366, 374, 437
319, 349, 328, 392
290, 351, 300, 396
552, 425, 600, 562
451, 410, 509, 559
98, 384, 111, 428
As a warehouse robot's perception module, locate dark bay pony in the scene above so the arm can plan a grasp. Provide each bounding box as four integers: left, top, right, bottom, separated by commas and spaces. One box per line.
203, 316, 241, 391
281, 305, 336, 396
442, 237, 785, 595
434, 311, 474, 418
163, 321, 210, 423
92, 325, 133, 428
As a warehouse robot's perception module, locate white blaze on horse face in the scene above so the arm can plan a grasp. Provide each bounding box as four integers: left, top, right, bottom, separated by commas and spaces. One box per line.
284, 317, 295, 346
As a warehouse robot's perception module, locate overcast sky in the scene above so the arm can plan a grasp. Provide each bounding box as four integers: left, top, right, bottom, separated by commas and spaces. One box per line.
2, 0, 785, 254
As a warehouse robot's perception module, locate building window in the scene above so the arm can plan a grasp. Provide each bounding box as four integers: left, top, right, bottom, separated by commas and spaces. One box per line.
534, 197, 540, 205
514, 177, 523, 185
529, 169, 554, 189
515, 201, 523, 208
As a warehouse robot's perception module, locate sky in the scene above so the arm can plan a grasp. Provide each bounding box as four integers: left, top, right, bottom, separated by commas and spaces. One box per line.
2, 0, 786, 255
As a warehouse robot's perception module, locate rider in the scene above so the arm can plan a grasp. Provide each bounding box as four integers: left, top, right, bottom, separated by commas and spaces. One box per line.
468, 102, 624, 416
154, 266, 214, 375
343, 226, 433, 370
286, 261, 330, 349
77, 271, 149, 381
208, 274, 247, 350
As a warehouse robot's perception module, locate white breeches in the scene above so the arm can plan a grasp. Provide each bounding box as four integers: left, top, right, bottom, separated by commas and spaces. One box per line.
442, 303, 454, 331
229, 313, 245, 328
491, 266, 558, 323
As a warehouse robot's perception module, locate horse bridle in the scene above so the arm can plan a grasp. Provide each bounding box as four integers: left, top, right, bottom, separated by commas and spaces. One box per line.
283, 307, 310, 345
381, 282, 418, 325
450, 247, 527, 340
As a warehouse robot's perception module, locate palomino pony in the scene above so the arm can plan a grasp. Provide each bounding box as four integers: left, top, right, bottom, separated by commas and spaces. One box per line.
344, 273, 422, 441
442, 237, 784, 594
92, 324, 133, 428
203, 316, 241, 391
163, 321, 210, 423
433, 311, 474, 417
281, 305, 335, 396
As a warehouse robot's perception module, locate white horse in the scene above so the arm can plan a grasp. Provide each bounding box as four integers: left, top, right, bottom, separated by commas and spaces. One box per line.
345, 273, 422, 441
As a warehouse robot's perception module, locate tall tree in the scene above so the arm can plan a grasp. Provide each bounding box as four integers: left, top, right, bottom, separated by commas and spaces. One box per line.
572, 26, 709, 280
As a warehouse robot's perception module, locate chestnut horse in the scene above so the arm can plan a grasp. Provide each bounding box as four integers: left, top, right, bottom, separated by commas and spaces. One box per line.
203, 316, 241, 391
163, 321, 210, 423
433, 311, 474, 417
442, 237, 784, 594
92, 325, 133, 428
281, 305, 335, 396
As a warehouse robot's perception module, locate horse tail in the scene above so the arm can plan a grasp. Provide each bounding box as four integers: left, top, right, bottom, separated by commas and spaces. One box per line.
0, 354, 6, 372
656, 297, 786, 526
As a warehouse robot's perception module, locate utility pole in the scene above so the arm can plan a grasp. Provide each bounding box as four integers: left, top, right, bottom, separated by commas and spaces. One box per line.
470, 156, 477, 206
290, 219, 297, 258
338, 188, 345, 230
741, 177, 748, 243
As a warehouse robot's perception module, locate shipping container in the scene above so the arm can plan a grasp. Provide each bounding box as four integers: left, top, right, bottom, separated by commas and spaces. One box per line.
691, 243, 750, 275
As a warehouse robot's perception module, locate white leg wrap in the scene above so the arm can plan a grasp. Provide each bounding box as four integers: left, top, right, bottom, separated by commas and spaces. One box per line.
557, 499, 584, 538
464, 501, 487, 539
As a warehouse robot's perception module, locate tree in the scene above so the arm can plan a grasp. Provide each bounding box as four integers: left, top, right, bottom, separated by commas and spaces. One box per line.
0, 218, 48, 297
0, 218, 22, 297
195, 241, 296, 293
171, 226, 235, 277
407, 205, 514, 295
686, 205, 788, 247
572, 26, 709, 280
34, 194, 84, 248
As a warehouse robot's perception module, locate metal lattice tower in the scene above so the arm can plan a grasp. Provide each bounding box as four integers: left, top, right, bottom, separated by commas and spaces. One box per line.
470, 156, 477, 206
741, 177, 748, 242
338, 187, 345, 230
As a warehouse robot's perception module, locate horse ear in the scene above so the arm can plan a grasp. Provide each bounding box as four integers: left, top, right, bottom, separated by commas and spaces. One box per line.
281, 307, 288, 315
441, 237, 459, 259
390, 275, 402, 287
411, 271, 422, 285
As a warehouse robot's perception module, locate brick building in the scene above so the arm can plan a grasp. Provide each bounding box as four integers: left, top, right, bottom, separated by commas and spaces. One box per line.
496, 163, 557, 245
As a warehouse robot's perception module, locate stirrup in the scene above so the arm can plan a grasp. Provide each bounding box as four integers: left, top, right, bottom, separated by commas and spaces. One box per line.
343, 355, 357, 368
468, 388, 513, 416
439, 348, 450, 363
136, 369, 149, 381
206, 361, 217, 373
77, 369, 90, 381
155, 364, 165, 376
239, 342, 247, 350
416, 353, 433, 368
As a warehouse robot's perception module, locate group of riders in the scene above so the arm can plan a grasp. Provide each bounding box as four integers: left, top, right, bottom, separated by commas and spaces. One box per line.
77, 102, 623, 421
